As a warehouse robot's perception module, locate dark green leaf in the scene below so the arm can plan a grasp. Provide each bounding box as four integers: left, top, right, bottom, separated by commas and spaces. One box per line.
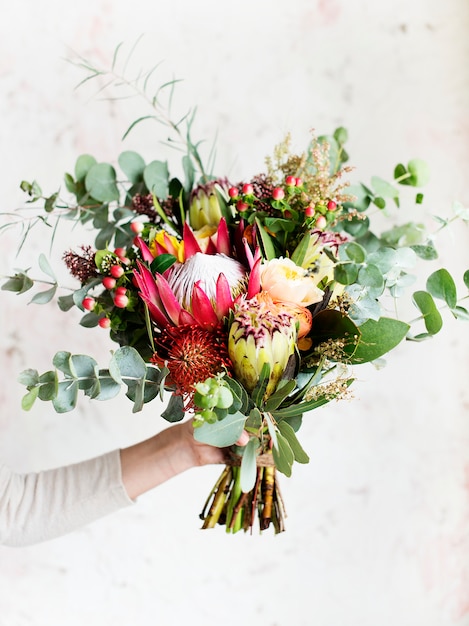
291, 232, 311, 266
346, 317, 410, 363
277, 421, 309, 463
38, 369, 59, 401
150, 253, 176, 275
254, 218, 277, 260
340, 242, 366, 263
310, 309, 360, 353
394, 163, 409, 184
451, 306, 469, 321
251, 362, 271, 407
412, 291, 443, 335
264, 380, 297, 412
426, 268, 457, 309
161, 393, 185, 422
272, 432, 294, 477
64, 173, 76, 194
464, 270, 469, 290
334, 262, 360, 285
44, 193, 58, 212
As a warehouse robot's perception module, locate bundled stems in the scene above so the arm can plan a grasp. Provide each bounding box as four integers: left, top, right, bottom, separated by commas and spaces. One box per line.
199, 452, 286, 534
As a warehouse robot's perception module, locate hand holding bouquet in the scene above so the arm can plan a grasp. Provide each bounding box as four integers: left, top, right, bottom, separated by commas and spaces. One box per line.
3, 49, 468, 534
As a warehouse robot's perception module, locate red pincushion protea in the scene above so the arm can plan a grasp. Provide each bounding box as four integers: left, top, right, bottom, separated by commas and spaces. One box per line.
151, 325, 232, 404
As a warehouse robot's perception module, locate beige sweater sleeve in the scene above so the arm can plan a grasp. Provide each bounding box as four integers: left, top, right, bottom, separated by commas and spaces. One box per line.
0, 450, 134, 547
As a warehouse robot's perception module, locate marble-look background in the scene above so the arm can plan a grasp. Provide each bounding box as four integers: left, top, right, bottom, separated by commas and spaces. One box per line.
1, 1, 469, 624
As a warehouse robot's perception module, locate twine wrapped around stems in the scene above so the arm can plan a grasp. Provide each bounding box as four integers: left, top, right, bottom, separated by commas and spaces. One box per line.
226, 450, 276, 467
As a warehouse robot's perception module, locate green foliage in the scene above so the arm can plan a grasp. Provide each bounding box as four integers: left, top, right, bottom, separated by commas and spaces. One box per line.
193, 411, 247, 447
412, 291, 443, 335
18, 347, 165, 414
394, 159, 430, 186
239, 437, 258, 492
347, 317, 410, 364
2, 45, 468, 510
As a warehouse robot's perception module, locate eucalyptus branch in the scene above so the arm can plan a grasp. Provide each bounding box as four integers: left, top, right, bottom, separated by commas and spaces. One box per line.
69, 44, 210, 180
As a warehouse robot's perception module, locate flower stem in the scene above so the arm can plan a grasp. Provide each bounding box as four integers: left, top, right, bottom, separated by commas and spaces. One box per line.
201, 466, 232, 529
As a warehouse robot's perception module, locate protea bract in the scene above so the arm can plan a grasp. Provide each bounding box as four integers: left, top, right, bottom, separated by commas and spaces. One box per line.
228, 292, 297, 398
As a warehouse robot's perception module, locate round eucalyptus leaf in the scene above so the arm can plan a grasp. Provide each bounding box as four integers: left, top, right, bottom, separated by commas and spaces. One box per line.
358, 264, 384, 291
143, 160, 169, 197
118, 151, 146, 183
407, 159, 430, 187
334, 262, 359, 285
412, 290, 443, 335
426, 268, 457, 309
85, 163, 119, 203
109, 346, 147, 384
341, 241, 367, 263
52, 380, 78, 413
193, 411, 246, 447
75, 154, 97, 182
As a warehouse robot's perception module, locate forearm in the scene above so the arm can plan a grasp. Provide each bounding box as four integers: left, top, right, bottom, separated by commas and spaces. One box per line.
0, 451, 132, 547
120, 420, 225, 500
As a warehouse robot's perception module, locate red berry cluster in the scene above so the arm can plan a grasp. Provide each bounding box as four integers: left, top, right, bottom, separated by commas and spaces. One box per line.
229, 174, 340, 232
81, 245, 134, 329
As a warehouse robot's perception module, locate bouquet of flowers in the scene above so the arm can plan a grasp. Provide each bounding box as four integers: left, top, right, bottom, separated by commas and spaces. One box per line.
3, 50, 468, 534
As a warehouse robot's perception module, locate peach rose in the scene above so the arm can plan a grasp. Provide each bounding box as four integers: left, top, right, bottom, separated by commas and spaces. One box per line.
260, 257, 324, 307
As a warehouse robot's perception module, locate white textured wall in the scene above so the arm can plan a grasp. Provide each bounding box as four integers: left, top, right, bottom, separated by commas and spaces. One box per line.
1, 1, 469, 624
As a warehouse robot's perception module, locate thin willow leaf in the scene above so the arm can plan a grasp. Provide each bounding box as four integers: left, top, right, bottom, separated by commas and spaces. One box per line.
143, 62, 163, 93
122, 115, 158, 141
38, 253, 56, 280
122, 34, 144, 76
111, 41, 124, 71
